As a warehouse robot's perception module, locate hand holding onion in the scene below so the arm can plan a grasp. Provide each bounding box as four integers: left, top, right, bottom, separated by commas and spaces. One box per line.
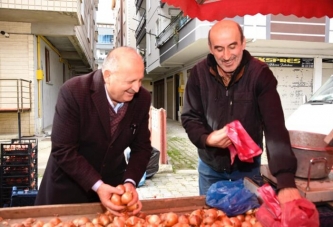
96, 183, 126, 216
104, 183, 142, 216
122, 182, 142, 215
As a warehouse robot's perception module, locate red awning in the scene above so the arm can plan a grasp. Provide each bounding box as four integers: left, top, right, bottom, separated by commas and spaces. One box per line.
161, 0, 333, 21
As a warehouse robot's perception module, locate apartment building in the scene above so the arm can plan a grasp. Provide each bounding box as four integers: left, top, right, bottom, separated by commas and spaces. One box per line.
112, 0, 152, 93
136, 1, 333, 122
95, 0, 116, 69
0, 0, 97, 138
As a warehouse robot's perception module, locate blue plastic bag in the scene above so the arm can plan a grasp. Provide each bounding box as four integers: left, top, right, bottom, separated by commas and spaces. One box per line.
206, 179, 260, 216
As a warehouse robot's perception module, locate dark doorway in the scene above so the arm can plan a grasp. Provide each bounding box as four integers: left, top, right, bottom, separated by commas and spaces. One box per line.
153, 79, 165, 109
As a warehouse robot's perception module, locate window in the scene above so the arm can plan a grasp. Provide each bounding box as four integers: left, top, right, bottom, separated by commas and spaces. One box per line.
98, 35, 113, 44
45, 48, 50, 83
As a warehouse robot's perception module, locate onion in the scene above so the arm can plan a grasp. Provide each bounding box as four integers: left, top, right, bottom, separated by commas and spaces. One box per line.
110, 193, 122, 206
163, 212, 178, 227
116, 184, 126, 192
211, 220, 224, 227
202, 216, 215, 225
229, 217, 242, 227
49, 217, 61, 226
98, 214, 111, 226
146, 214, 162, 225
31, 220, 44, 227
77, 217, 90, 226
253, 221, 263, 227
127, 202, 139, 212
204, 208, 218, 219
241, 221, 253, 227
245, 209, 254, 215
249, 217, 257, 225
188, 214, 202, 226
61, 222, 75, 227
136, 212, 147, 219
42, 223, 54, 227
190, 209, 203, 219
121, 191, 133, 205
178, 214, 189, 224
126, 216, 143, 227
221, 216, 233, 226
112, 217, 125, 227
11, 224, 25, 227
173, 223, 190, 227
236, 214, 245, 222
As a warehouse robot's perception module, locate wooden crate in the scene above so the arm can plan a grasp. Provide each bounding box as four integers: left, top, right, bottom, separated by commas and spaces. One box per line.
0, 178, 261, 225
0, 196, 208, 225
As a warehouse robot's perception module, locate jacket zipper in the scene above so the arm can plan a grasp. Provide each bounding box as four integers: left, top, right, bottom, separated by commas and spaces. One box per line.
226, 87, 234, 117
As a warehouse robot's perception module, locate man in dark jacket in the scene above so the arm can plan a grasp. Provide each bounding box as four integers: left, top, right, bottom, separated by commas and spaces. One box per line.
181, 20, 302, 204
35, 47, 152, 216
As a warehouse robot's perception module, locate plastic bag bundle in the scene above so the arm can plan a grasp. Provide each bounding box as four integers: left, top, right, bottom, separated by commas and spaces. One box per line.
256, 183, 320, 227
226, 120, 262, 164
206, 179, 260, 216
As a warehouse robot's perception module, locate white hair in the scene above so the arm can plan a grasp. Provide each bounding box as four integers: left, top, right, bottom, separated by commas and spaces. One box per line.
101, 47, 141, 74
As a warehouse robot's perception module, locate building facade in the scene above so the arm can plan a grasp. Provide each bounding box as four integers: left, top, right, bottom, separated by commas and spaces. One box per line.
0, 0, 97, 137
137, 1, 333, 122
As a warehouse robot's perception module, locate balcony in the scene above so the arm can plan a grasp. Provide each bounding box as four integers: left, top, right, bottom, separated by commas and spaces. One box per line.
135, 0, 144, 13
156, 12, 191, 48
135, 12, 146, 45
0, 0, 95, 75
0, 1, 82, 25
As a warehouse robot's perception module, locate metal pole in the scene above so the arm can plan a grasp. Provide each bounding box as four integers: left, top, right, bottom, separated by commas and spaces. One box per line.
18, 112, 21, 141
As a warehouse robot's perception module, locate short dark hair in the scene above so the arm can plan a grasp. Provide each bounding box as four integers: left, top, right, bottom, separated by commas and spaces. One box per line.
208, 22, 244, 46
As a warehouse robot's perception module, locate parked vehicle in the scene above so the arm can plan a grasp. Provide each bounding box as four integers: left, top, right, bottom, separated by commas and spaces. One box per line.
286, 74, 333, 135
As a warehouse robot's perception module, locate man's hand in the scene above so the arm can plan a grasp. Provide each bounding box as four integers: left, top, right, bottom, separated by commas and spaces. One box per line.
206, 126, 232, 148
123, 183, 142, 215
96, 183, 126, 216
277, 187, 302, 205
96, 183, 142, 216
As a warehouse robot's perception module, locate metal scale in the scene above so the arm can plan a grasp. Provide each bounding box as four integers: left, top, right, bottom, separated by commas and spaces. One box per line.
261, 165, 333, 205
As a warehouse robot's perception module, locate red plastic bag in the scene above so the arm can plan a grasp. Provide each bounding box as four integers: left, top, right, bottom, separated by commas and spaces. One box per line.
256, 183, 320, 227
226, 120, 262, 164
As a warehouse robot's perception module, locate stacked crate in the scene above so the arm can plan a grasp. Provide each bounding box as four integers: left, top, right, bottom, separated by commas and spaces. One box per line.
0, 139, 38, 207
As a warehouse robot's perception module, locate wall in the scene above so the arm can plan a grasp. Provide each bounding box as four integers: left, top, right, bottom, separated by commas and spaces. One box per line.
0, 22, 35, 137
39, 38, 69, 132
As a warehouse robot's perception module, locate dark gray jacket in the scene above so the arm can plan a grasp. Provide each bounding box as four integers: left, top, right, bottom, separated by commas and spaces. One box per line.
181, 50, 297, 190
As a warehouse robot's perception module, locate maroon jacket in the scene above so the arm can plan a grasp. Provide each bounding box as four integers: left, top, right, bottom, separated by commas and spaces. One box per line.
35, 69, 152, 205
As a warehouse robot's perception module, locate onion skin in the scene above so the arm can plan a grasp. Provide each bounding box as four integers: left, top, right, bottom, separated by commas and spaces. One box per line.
188, 214, 202, 226
116, 184, 126, 192
202, 216, 215, 225
241, 221, 253, 227
163, 212, 178, 227
178, 214, 189, 224
229, 217, 242, 227
127, 202, 139, 212
110, 194, 122, 206
146, 214, 162, 225
204, 208, 218, 220
121, 191, 133, 205
112, 217, 125, 227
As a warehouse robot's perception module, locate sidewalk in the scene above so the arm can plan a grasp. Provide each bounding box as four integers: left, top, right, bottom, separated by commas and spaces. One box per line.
137, 118, 199, 199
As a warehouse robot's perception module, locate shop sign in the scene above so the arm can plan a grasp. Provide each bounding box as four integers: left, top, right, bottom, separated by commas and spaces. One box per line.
255, 57, 314, 68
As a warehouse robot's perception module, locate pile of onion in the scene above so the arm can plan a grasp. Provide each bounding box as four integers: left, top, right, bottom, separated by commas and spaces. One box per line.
1, 207, 263, 227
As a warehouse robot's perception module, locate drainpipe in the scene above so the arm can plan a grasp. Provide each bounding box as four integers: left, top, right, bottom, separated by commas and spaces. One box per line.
36, 36, 44, 134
